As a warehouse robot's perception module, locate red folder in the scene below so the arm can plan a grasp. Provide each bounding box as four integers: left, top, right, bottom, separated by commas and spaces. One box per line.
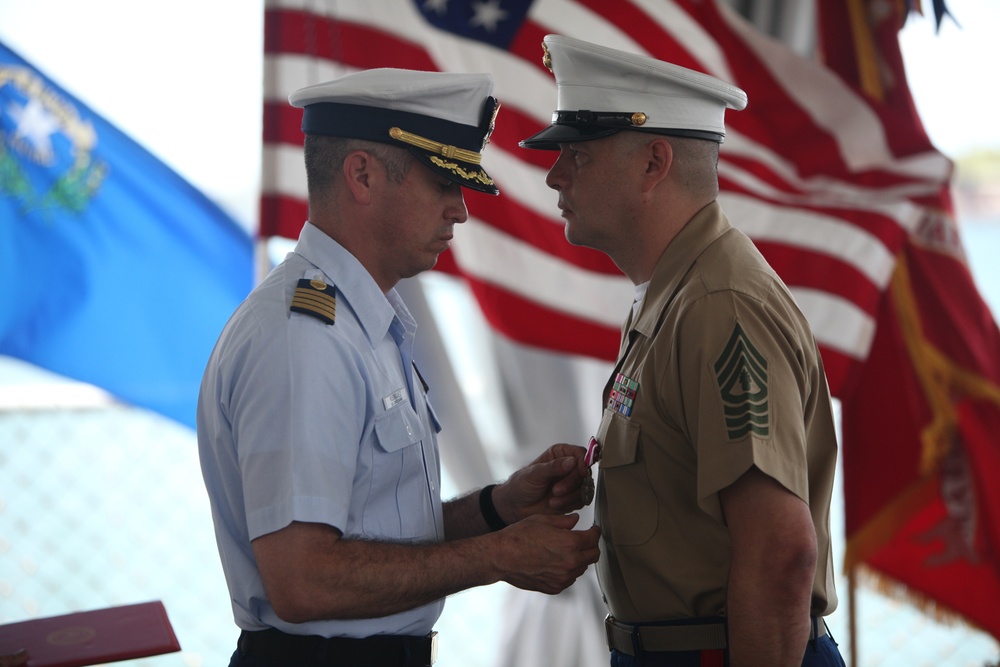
0, 601, 181, 667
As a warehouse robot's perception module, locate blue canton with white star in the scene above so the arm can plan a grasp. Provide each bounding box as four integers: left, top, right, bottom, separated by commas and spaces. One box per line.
414, 0, 534, 49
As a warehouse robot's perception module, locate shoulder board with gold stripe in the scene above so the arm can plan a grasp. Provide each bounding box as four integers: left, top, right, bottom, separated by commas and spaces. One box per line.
290, 278, 336, 325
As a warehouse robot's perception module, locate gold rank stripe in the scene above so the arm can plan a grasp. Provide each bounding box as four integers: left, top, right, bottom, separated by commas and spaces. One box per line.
290, 282, 336, 324
389, 127, 482, 164
291, 291, 336, 322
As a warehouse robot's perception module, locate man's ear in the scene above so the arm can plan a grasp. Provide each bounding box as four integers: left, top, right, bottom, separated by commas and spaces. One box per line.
342, 151, 374, 205
641, 138, 673, 192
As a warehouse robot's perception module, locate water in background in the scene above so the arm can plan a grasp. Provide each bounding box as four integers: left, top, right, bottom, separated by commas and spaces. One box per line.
963, 218, 1000, 320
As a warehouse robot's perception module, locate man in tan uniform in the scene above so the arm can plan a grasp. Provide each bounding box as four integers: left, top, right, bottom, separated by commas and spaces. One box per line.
521, 35, 845, 667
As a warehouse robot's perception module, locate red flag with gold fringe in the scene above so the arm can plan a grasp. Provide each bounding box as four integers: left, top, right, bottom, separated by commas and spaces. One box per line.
820, 0, 1000, 639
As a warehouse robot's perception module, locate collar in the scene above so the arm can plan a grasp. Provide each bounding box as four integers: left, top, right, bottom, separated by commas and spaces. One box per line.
294, 222, 414, 347
631, 201, 731, 337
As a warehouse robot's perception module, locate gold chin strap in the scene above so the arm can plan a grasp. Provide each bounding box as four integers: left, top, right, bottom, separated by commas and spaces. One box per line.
388, 127, 482, 165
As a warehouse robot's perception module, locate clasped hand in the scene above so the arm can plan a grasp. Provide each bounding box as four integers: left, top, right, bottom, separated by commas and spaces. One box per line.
488, 443, 601, 594
495, 443, 593, 522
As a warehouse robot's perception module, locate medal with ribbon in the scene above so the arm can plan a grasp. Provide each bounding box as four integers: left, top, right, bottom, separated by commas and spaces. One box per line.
580, 436, 602, 505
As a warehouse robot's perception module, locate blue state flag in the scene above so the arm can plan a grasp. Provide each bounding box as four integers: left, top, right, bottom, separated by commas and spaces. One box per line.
0, 41, 253, 429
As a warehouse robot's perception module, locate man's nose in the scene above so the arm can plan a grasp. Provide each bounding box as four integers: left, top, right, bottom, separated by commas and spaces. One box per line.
449, 193, 469, 224
545, 158, 565, 191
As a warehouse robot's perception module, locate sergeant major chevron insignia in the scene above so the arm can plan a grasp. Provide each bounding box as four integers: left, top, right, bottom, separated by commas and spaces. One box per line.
290, 277, 336, 325
714, 322, 769, 439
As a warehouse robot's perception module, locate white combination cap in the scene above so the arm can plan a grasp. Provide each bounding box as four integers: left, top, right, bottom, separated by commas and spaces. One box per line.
520, 35, 747, 150
290, 68, 501, 194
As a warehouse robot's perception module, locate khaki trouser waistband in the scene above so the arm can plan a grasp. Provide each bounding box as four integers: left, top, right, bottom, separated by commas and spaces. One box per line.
604, 615, 828, 656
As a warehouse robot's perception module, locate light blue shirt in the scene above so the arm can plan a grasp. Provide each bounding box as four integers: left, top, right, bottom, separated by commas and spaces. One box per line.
197, 222, 444, 638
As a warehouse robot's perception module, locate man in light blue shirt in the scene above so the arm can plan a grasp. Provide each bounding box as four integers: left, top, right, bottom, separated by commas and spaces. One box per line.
197, 68, 601, 667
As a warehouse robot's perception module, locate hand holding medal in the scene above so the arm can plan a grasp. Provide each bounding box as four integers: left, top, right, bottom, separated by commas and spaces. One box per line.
498, 443, 598, 518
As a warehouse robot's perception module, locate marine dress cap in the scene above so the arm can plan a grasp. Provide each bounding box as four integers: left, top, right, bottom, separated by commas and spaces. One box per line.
290, 68, 501, 195
520, 34, 748, 150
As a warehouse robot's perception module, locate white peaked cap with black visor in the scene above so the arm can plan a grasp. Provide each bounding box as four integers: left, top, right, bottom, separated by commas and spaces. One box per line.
520, 34, 748, 150
290, 68, 501, 195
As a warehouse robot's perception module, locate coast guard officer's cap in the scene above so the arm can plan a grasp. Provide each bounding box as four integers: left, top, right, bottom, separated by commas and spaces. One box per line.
290, 69, 501, 195
520, 35, 747, 150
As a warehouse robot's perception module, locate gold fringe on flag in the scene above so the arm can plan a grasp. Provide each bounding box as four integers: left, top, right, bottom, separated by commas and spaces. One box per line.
851, 563, 993, 632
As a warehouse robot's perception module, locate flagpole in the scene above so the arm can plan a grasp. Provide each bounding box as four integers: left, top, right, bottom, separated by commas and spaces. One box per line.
255, 237, 270, 286
848, 565, 858, 667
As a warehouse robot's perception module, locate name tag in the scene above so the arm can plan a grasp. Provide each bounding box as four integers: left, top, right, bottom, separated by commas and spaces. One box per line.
382, 388, 407, 410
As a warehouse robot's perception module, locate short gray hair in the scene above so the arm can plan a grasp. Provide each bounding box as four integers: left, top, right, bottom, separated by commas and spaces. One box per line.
303, 135, 414, 200
618, 132, 719, 198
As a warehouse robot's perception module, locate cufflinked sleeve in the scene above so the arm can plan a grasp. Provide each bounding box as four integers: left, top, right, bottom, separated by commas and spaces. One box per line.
678, 291, 810, 521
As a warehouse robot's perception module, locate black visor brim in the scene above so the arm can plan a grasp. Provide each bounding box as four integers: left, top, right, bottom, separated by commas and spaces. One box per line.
518, 123, 623, 150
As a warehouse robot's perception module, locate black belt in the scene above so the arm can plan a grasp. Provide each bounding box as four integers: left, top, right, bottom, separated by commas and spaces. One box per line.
605, 615, 828, 656
237, 628, 438, 666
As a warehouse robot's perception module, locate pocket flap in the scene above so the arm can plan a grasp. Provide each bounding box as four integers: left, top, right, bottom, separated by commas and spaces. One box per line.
596, 409, 640, 468
374, 405, 420, 453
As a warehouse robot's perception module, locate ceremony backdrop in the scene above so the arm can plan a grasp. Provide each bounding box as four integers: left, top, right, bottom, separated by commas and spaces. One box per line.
1, 0, 999, 665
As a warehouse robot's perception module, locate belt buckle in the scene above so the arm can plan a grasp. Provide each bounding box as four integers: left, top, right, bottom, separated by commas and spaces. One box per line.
604, 615, 643, 656
428, 631, 438, 665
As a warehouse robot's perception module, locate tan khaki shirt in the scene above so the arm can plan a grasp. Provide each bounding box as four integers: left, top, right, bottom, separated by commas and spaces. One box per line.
594, 202, 839, 622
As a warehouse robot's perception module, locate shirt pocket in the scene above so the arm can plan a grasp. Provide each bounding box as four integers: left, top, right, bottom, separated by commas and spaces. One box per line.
374, 402, 421, 452
365, 404, 435, 539
596, 408, 658, 546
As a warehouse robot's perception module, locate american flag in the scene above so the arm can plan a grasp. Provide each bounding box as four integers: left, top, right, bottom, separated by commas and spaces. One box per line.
261, 0, 951, 395
261, 0, 1000, 641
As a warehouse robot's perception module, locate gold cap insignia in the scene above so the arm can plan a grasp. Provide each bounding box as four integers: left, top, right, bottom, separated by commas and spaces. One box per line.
482, 98, 501, 148
542, 43, 552, 72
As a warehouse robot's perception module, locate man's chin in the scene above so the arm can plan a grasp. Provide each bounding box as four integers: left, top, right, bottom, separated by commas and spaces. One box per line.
420, 254, 441, 275
564, 225, 589, 248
